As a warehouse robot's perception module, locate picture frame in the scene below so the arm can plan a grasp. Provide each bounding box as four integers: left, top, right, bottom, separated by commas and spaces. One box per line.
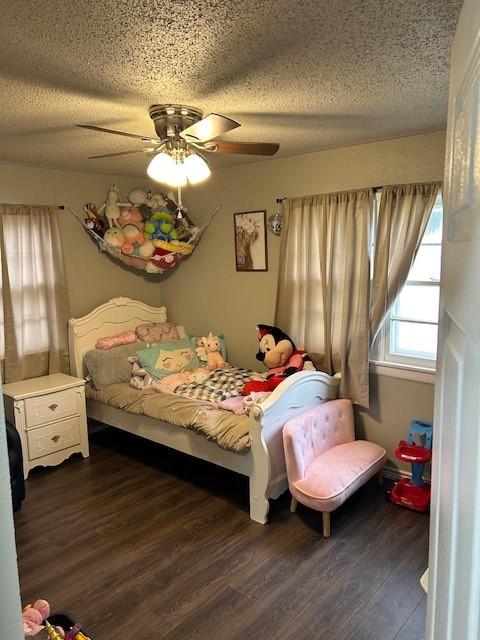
234, 210, 268, 272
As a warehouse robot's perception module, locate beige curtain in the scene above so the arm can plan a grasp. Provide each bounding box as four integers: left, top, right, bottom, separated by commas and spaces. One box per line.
370, 182, 440, 344
276, 188, 372, 407
0, 205, 70, 383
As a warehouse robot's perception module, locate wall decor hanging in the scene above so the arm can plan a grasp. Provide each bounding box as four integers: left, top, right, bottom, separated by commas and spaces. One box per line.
234, 210, 268, 272
71, 185, 219, 274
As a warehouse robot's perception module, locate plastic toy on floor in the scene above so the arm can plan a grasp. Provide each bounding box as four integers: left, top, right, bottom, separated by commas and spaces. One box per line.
23, 597, 93, 639
388, 420, 432, 512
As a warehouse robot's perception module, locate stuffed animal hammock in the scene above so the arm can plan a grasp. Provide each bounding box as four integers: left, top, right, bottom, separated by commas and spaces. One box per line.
70, 187, 219, 275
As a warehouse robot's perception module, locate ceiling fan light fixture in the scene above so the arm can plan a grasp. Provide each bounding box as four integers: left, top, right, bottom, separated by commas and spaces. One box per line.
184, 153, 211, 185
146, 152, 175, 183
167, 159, 188, 187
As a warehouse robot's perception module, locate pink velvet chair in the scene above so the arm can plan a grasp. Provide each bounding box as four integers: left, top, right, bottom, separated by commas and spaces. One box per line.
283, 399, 387, 537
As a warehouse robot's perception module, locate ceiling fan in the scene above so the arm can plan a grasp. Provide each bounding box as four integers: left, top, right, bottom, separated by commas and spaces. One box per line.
77, 104, 280, 186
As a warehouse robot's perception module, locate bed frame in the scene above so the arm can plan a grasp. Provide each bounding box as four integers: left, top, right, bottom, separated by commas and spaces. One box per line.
68, 297, 340, 524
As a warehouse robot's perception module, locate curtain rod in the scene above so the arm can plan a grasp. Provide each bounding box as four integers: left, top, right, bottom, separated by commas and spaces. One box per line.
276, 181, 442, 201
2, 203, 65, 209
276, 187, 381, 202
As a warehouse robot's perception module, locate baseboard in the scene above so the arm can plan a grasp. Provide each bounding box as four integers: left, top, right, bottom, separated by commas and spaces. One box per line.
383, 464, 411, 481
420, 568, 429, 594
384, 464, 431, 482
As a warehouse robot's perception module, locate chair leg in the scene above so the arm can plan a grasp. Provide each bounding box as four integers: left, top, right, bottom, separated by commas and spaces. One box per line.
322, 512, 331, 538
378, 469, 384, 486
290, 497, 298, 513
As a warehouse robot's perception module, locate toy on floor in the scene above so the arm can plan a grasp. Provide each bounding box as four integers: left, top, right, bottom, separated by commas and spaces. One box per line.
23, 599, 94, 639
243, 324, 314, 395
388, 420, 432, 512
22, 599, 50, 635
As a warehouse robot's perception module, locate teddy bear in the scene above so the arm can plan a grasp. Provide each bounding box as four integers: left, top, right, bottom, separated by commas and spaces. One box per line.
144, 208, 179, 242
200, 332, 229, 371
22, 599, 50, 636
121, 223, 146, 255
138, 240, 156, 258
117, 206, 144, 228
127, 188, 148, 207
83, 203, 106, 236
145, 192, 167, 209
243, 324, 314, 395
103, 226, 125, 249
97, 185, 129, 228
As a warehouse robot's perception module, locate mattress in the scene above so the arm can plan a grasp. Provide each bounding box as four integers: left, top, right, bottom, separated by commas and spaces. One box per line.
85, 382, 251, 453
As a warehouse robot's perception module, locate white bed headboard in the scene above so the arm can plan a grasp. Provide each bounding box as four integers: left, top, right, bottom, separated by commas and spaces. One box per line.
68, 297, 168, 378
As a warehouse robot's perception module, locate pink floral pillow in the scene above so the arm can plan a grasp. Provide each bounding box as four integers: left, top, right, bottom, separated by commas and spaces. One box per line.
95, 330, 138, 350
135, 322, 180, 344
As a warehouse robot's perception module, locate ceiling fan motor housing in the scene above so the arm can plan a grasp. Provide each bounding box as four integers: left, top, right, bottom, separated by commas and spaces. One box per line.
149, 104, 204, 139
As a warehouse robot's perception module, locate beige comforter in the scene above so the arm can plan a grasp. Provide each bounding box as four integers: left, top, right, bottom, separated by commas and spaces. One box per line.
85, 382, 251, 453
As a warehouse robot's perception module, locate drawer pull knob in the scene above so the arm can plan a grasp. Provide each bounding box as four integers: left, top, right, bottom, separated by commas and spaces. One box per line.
51, 434, 60, 443
49, 404, 58, 412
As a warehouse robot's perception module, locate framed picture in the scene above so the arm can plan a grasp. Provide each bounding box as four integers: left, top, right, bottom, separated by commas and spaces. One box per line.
234, 210, 268, 272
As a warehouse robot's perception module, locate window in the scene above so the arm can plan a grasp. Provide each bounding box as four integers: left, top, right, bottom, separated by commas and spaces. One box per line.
0, 230, 52, 360
0, 205, 69, 381
371, 192, 443, 372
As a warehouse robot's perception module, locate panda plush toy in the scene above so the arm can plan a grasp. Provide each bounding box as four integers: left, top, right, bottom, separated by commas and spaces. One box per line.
243, 324, 314, 395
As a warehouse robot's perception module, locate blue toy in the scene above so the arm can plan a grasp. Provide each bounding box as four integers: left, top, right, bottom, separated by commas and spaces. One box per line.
144, 208, 179, 242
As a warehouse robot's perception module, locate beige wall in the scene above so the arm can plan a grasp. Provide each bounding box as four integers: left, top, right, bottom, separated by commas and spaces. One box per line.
0, 162, 162, 317
162, 130, 446, 472
0, 131, 445, 472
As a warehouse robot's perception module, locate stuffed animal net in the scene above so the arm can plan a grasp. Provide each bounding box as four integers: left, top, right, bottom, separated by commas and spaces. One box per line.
73, 187, 218, 274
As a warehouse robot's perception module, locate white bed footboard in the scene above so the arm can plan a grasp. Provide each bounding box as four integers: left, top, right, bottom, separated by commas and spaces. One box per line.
69, 298, 340, 524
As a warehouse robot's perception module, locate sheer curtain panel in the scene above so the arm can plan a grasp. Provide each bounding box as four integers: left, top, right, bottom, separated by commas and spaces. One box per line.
370, 182, 441, 344
275, 189, 372, 407
0, 205, 70, 383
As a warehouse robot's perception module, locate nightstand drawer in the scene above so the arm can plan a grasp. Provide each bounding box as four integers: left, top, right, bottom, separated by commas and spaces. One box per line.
27, 417, 81, 460
25, 388, 78, 428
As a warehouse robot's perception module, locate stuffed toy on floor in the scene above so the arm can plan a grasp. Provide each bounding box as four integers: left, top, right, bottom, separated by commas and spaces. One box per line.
243, 324, 314, 395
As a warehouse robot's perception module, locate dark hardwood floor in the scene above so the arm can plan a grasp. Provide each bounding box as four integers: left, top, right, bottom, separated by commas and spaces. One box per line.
14, 428, 429, 640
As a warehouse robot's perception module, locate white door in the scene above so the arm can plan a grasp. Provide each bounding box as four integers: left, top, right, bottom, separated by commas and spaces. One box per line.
426, 0, 480, 638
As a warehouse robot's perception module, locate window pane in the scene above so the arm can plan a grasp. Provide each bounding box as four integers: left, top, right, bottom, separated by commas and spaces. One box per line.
390, 320, 438, 360
423, 197, 443, 244
408, 245, 442, 282
394, 285, 440, 322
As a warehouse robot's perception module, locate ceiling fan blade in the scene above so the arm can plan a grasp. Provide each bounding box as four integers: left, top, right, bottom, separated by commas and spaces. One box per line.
180, 113, 240, 142
77, 124, 159, 144
88, 147, 157, 159
204, 140, 280, 156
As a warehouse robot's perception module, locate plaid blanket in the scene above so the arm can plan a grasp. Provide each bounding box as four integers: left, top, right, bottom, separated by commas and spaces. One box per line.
175, 367, 258, 403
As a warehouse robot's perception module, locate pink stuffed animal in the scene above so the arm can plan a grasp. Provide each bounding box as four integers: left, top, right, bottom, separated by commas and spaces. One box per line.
201, 333, 228, 371
22, 599, 50, 636
117, 206, 144, 228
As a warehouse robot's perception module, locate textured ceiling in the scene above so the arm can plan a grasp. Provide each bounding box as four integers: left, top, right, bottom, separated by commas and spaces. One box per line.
0, 0, 462, 177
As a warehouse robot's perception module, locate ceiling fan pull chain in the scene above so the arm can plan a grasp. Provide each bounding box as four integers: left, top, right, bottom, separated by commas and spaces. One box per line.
176, 186, 184, 219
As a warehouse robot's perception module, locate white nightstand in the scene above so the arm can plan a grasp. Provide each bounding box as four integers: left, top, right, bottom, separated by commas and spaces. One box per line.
3, 373, 89, 479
